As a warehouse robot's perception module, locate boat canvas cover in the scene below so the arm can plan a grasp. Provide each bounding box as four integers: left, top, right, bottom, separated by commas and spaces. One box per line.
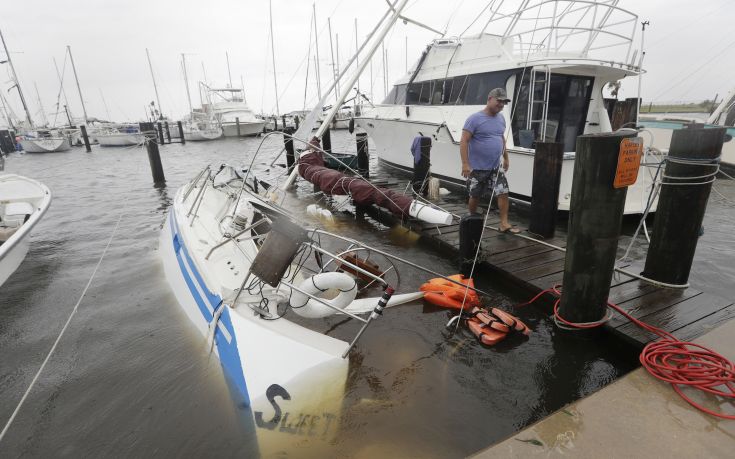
298, 151, 412, 216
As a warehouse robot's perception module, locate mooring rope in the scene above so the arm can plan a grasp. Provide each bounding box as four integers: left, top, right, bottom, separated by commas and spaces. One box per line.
0, 155, 138, 444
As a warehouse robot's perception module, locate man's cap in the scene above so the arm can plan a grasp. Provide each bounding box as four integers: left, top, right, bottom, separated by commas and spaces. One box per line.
488, 88, 511, 102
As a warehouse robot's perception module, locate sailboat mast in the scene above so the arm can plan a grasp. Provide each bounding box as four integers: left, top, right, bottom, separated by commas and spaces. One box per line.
99, 88, 112, 121
53, 57, 73, 122
33, 82, 48, 126
146, 48, 163, 118
226, 52, 233, 88
328, 18, 339, 99
67, 46, 89, 125
181, 54, 193, 114
313, 3, 322, 99
355, 19, 360, 94
269, 0, 280, 116
0, 29, 33, 128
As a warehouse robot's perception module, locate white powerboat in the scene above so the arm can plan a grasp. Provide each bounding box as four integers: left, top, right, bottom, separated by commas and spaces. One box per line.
0, 174, 51, 286
355, 1, 659, 215
19, 130, 71, 153
203, 86, 267, 137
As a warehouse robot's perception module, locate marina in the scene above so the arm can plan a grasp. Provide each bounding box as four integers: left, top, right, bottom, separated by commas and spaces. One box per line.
1, 0, 735, 457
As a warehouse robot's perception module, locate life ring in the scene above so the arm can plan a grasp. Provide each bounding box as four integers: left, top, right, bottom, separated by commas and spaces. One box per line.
289, 272, 358, 318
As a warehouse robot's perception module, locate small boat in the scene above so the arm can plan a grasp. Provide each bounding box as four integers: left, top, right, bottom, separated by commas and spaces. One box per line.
19, 130, 71, 153
0, 174, 51, 287
95, 124, 145, 147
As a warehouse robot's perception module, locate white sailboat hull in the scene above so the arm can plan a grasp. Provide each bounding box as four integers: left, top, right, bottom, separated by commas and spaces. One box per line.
183, 127, 223, 141
0, 174, 51, 287
159, 182, 348, 450
97, 133, 145, 146
19, 137, 71, 153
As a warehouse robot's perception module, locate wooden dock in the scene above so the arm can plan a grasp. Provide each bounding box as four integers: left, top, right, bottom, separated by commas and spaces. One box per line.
360, 172, 735, 348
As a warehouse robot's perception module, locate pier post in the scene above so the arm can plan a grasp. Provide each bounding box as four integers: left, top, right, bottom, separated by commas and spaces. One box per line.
177, 121, 185, 145
642, 126, 725, 284
322, 128, 332, 154
356, 132, 369, 177
294, 115, 300, 130
273, 116, 278, 132
157, 122, 165, 144
282, 115, 287, 130
558, 132, 635, 324
145, 138, 166, 184
165, 121, 172, 143
236, 117, 241, 137
284, 127, 295, 173
411, 136, 431, 194
529, 142, 564, 238
80, 125, 92, 152
459, 214, 484, 277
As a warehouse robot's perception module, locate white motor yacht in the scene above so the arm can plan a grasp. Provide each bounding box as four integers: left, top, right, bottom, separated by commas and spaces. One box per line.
355, 1, 659, 215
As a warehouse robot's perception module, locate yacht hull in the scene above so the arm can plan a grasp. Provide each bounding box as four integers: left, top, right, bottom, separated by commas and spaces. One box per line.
356, 115, 658, 215
221, 121, 267, 137
97, 133, 145, 146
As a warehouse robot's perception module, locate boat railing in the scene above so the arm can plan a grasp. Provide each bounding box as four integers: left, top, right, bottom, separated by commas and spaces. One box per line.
480, 0, 639, 68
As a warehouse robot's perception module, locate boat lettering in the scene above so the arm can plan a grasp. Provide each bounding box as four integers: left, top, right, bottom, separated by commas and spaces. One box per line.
254, 384, 337, 438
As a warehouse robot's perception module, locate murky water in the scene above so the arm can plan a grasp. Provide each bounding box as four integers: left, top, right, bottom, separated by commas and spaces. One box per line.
1, 131, 732, 457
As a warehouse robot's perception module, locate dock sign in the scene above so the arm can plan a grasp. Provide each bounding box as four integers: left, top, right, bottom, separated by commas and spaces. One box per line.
614, 137, 643, 188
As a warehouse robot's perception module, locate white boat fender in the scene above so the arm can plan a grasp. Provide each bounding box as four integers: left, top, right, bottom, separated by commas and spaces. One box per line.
289, 272, 357, 318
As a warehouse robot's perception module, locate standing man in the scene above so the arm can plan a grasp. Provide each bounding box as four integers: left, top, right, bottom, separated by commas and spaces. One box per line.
460, 87, 520, 233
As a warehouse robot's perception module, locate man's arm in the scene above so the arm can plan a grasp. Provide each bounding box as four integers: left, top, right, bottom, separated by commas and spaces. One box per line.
460, 129, 472, 178
502, 134, 509, 171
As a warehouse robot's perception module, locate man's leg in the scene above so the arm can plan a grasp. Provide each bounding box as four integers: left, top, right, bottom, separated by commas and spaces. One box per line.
468, 196, 479, 214
497, 193, 511, 230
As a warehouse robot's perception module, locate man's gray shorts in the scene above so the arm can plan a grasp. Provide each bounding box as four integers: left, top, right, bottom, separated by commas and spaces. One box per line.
466, 168, 509, 199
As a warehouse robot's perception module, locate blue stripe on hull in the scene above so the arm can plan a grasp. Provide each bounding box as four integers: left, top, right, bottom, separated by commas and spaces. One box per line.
168, 209, 250, 405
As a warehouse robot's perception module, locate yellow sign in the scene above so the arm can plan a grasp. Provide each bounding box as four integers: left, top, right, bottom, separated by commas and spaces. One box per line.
614, 137, 643, 188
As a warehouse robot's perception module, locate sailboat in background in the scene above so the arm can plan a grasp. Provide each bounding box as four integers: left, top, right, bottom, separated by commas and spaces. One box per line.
1, 29, 71, 153
179, 55, 223, 141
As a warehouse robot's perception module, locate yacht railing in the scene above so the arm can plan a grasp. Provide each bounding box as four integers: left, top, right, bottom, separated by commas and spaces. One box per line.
480, 0, 639, 68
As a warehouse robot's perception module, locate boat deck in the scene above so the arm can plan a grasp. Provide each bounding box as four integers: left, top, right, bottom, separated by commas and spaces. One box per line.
358, 173, 735, 349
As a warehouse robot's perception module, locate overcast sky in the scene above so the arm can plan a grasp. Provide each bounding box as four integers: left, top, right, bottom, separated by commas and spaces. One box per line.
1, 0, 733, 124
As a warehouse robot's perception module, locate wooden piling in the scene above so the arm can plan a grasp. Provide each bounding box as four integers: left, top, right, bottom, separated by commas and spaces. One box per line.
282, 115, 287, 130
80, 125, 92, 152
177, 121, 185, 145
459, 214, 484, 277
157, 122, 165, 144
356, 132, 369, 177
284, 127, 295, 173
273, 116, 278, 132
165, 121, 172, 143
322, 128, 332, 154
642, 126, 725, 284
236, 117, 241, 137
145, 138, 166, 184
558, 132, 635, 324
294, 115, 300, 130
529, 142, 564, 238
